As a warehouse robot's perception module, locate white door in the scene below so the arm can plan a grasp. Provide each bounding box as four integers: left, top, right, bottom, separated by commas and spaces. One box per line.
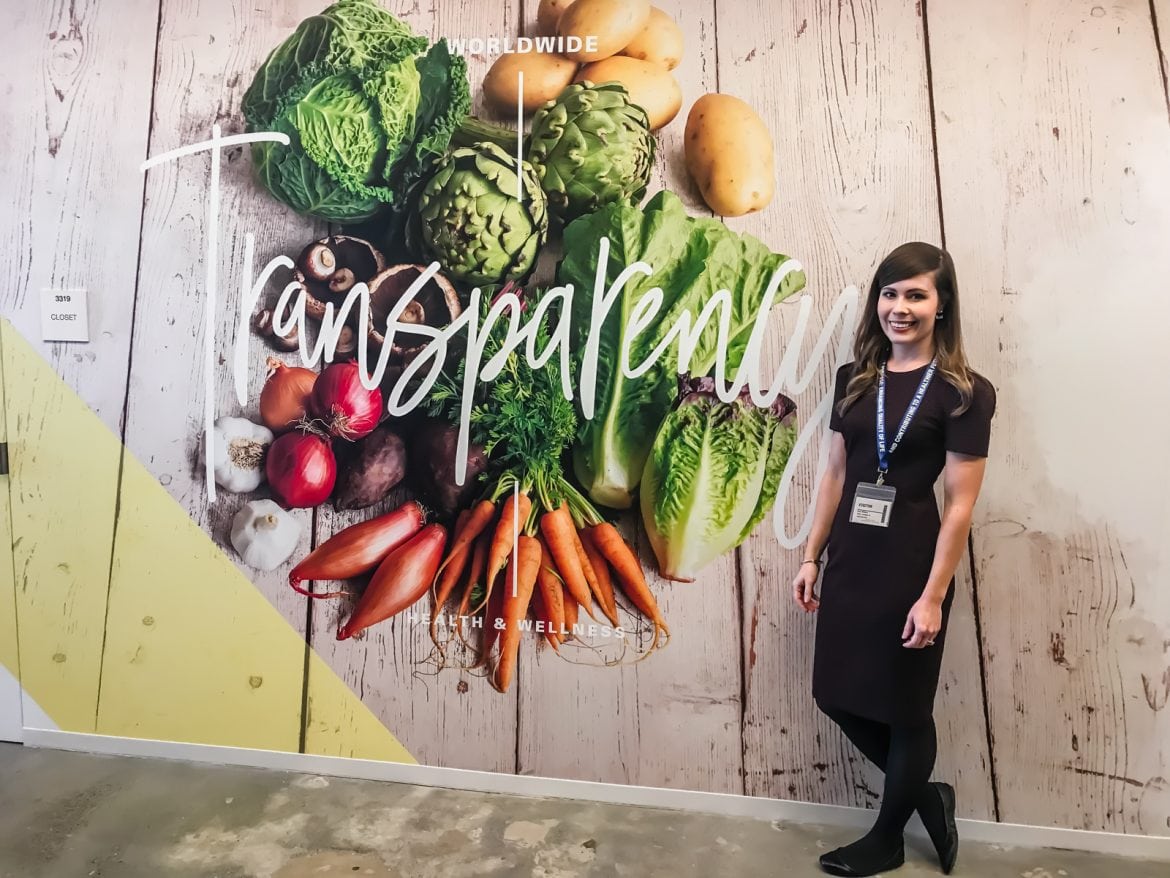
0, 327, 23, 742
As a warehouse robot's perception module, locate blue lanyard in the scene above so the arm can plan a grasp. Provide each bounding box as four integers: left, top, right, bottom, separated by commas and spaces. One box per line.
876, 358, 938, 484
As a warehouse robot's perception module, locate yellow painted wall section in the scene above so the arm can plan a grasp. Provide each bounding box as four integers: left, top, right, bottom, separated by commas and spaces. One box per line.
98, 454, 306, 750
0, 330, 19, 685
99, 458, 413, 759
0, 320, 121, 732
2, 318, 412, 760
304, 650, 416, 764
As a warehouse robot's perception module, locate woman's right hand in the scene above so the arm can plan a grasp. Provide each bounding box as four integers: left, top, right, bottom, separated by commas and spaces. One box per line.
793, 562, 820, 613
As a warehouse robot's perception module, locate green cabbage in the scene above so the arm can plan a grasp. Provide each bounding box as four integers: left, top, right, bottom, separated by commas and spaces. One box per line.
640, 378, 797, 582
558, 190, 805, 509
242, 0, 469, 224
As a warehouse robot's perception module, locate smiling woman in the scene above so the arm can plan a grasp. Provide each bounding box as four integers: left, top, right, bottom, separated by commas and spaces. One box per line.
794, 242, 997, 877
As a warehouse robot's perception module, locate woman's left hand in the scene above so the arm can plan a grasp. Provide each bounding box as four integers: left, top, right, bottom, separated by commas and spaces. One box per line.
902, 597, 942, 649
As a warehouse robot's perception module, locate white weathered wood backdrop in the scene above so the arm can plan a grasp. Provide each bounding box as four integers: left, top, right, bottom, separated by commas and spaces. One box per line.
3, 0, 1169, 835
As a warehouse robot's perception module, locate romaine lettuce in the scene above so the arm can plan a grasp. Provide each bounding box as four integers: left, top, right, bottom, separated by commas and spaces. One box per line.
558, 190, 805, 508
640, 377, 797, 581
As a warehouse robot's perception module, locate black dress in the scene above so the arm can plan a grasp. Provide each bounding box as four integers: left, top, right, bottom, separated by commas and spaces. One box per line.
812, 362, 996, 726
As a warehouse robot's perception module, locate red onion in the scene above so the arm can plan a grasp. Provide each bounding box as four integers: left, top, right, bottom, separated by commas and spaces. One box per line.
311, 361, 383, 440
266, 431, 336, 508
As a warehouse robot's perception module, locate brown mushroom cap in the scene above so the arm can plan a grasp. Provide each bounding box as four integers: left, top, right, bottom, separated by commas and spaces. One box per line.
365, 265, 463, 362
300, 243, 337, 283
293, 235, 387, 307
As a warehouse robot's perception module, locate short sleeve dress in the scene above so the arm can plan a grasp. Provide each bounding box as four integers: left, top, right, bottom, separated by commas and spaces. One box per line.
812, 361, 996, 726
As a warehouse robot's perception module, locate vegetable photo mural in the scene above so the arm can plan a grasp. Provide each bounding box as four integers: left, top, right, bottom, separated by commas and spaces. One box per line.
5, 0, 1170, 840
172, 0, 818, 695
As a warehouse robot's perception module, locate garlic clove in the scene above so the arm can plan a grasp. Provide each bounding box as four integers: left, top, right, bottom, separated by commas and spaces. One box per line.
210, 417, 273, 493
231, 499, 301, 572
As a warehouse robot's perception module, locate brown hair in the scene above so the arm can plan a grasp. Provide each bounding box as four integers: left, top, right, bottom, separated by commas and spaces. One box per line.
837, 242, 975, 417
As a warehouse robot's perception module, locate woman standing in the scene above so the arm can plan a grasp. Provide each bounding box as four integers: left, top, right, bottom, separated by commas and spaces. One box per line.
793, 242, 996, 877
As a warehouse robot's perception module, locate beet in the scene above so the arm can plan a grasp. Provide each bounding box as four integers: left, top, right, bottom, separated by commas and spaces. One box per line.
410, 418, 488, 517
333, 424, 407, 510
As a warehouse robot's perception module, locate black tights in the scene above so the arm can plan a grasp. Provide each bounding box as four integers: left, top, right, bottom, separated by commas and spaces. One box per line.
819, 703, 938, 853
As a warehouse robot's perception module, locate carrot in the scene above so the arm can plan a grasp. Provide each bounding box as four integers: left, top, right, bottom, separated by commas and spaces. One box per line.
535, 537, 565, 650
539, 504, 598, 621
337, 524, 447, 640
456, 530, 490, 619
587, 522, 669, 647
289, 500, 425, 597
529, 581, 560, 651
486, 491, 532, 588
430, 510, 471, 644
561, 582, 579, 641
437, 499, 496, 575
475, 568, 507, 668
580, 527, 618, 626
452, 530, 492, 652
495, 535, 542, 692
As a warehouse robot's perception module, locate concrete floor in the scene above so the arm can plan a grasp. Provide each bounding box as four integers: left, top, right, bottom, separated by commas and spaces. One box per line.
0, 744, 1165, 878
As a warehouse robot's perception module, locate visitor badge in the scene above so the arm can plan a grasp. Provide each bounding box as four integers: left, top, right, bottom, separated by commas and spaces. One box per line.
850, 482, 896, 527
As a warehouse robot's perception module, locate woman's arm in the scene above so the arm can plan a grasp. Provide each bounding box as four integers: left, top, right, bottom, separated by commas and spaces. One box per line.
901, 450, 988, 648
793, 431, 847, 612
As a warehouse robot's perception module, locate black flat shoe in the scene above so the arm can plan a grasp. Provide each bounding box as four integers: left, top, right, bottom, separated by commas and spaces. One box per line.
922, 781, 959, 874
818, 842, 905, 876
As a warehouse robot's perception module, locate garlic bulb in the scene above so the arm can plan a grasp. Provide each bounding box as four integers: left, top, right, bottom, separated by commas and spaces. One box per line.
209, 417, 273, 493
230, 500, 301, 571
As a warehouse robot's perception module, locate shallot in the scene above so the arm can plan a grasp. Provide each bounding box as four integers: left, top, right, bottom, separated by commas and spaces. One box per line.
337, 523, 448, 640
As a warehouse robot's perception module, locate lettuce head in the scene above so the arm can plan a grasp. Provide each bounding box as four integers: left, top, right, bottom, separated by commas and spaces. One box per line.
559, 190, 805, 509
640, 376, 797, 582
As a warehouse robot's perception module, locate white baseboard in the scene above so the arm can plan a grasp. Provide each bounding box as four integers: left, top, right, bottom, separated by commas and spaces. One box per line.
22, 727, 1170, 862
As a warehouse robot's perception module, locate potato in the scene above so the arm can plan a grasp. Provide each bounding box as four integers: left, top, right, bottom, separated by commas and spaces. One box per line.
619, 6, 684, 70
484, 51, 578, 114
684, 94, 775, 217
537, 0, 576, 35
576, 56, 682, 130
558, 0, 651, 63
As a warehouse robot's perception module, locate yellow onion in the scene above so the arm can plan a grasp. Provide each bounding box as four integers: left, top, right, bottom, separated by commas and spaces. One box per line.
259, 357, 316, 433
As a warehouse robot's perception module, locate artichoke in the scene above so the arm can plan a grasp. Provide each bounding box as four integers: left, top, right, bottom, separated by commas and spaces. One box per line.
414, 142, 549, 286
528, 82, 656, 225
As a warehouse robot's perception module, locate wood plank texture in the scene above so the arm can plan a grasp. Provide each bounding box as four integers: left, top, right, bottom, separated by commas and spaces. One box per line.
1, 0, 1167, 837
305, 0, 522, 771
0, 0, 159, 734
727, 0, 996, 817
513, 0, 747, 793
112, 0, 326, 645
1156, 0, 1170, 99
929, 0, 1170, 834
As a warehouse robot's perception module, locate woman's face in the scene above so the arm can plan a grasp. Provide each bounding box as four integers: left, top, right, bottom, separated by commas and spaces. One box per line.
876, 272, 940, 349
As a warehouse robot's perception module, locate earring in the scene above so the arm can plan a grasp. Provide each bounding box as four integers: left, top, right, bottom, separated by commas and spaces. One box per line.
936, 311, 944, 319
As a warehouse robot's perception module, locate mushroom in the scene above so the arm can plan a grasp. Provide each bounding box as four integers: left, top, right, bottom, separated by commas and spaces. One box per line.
300, 243, 337, 283
335, 325, 357, 358
292, 235, 387, 307
364, 264, 463, 364
328, 267, 356, 295
252, 308, 300, 352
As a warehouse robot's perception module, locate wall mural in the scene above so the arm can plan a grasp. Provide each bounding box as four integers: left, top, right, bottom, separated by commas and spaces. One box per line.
3, 0, 1168, 837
